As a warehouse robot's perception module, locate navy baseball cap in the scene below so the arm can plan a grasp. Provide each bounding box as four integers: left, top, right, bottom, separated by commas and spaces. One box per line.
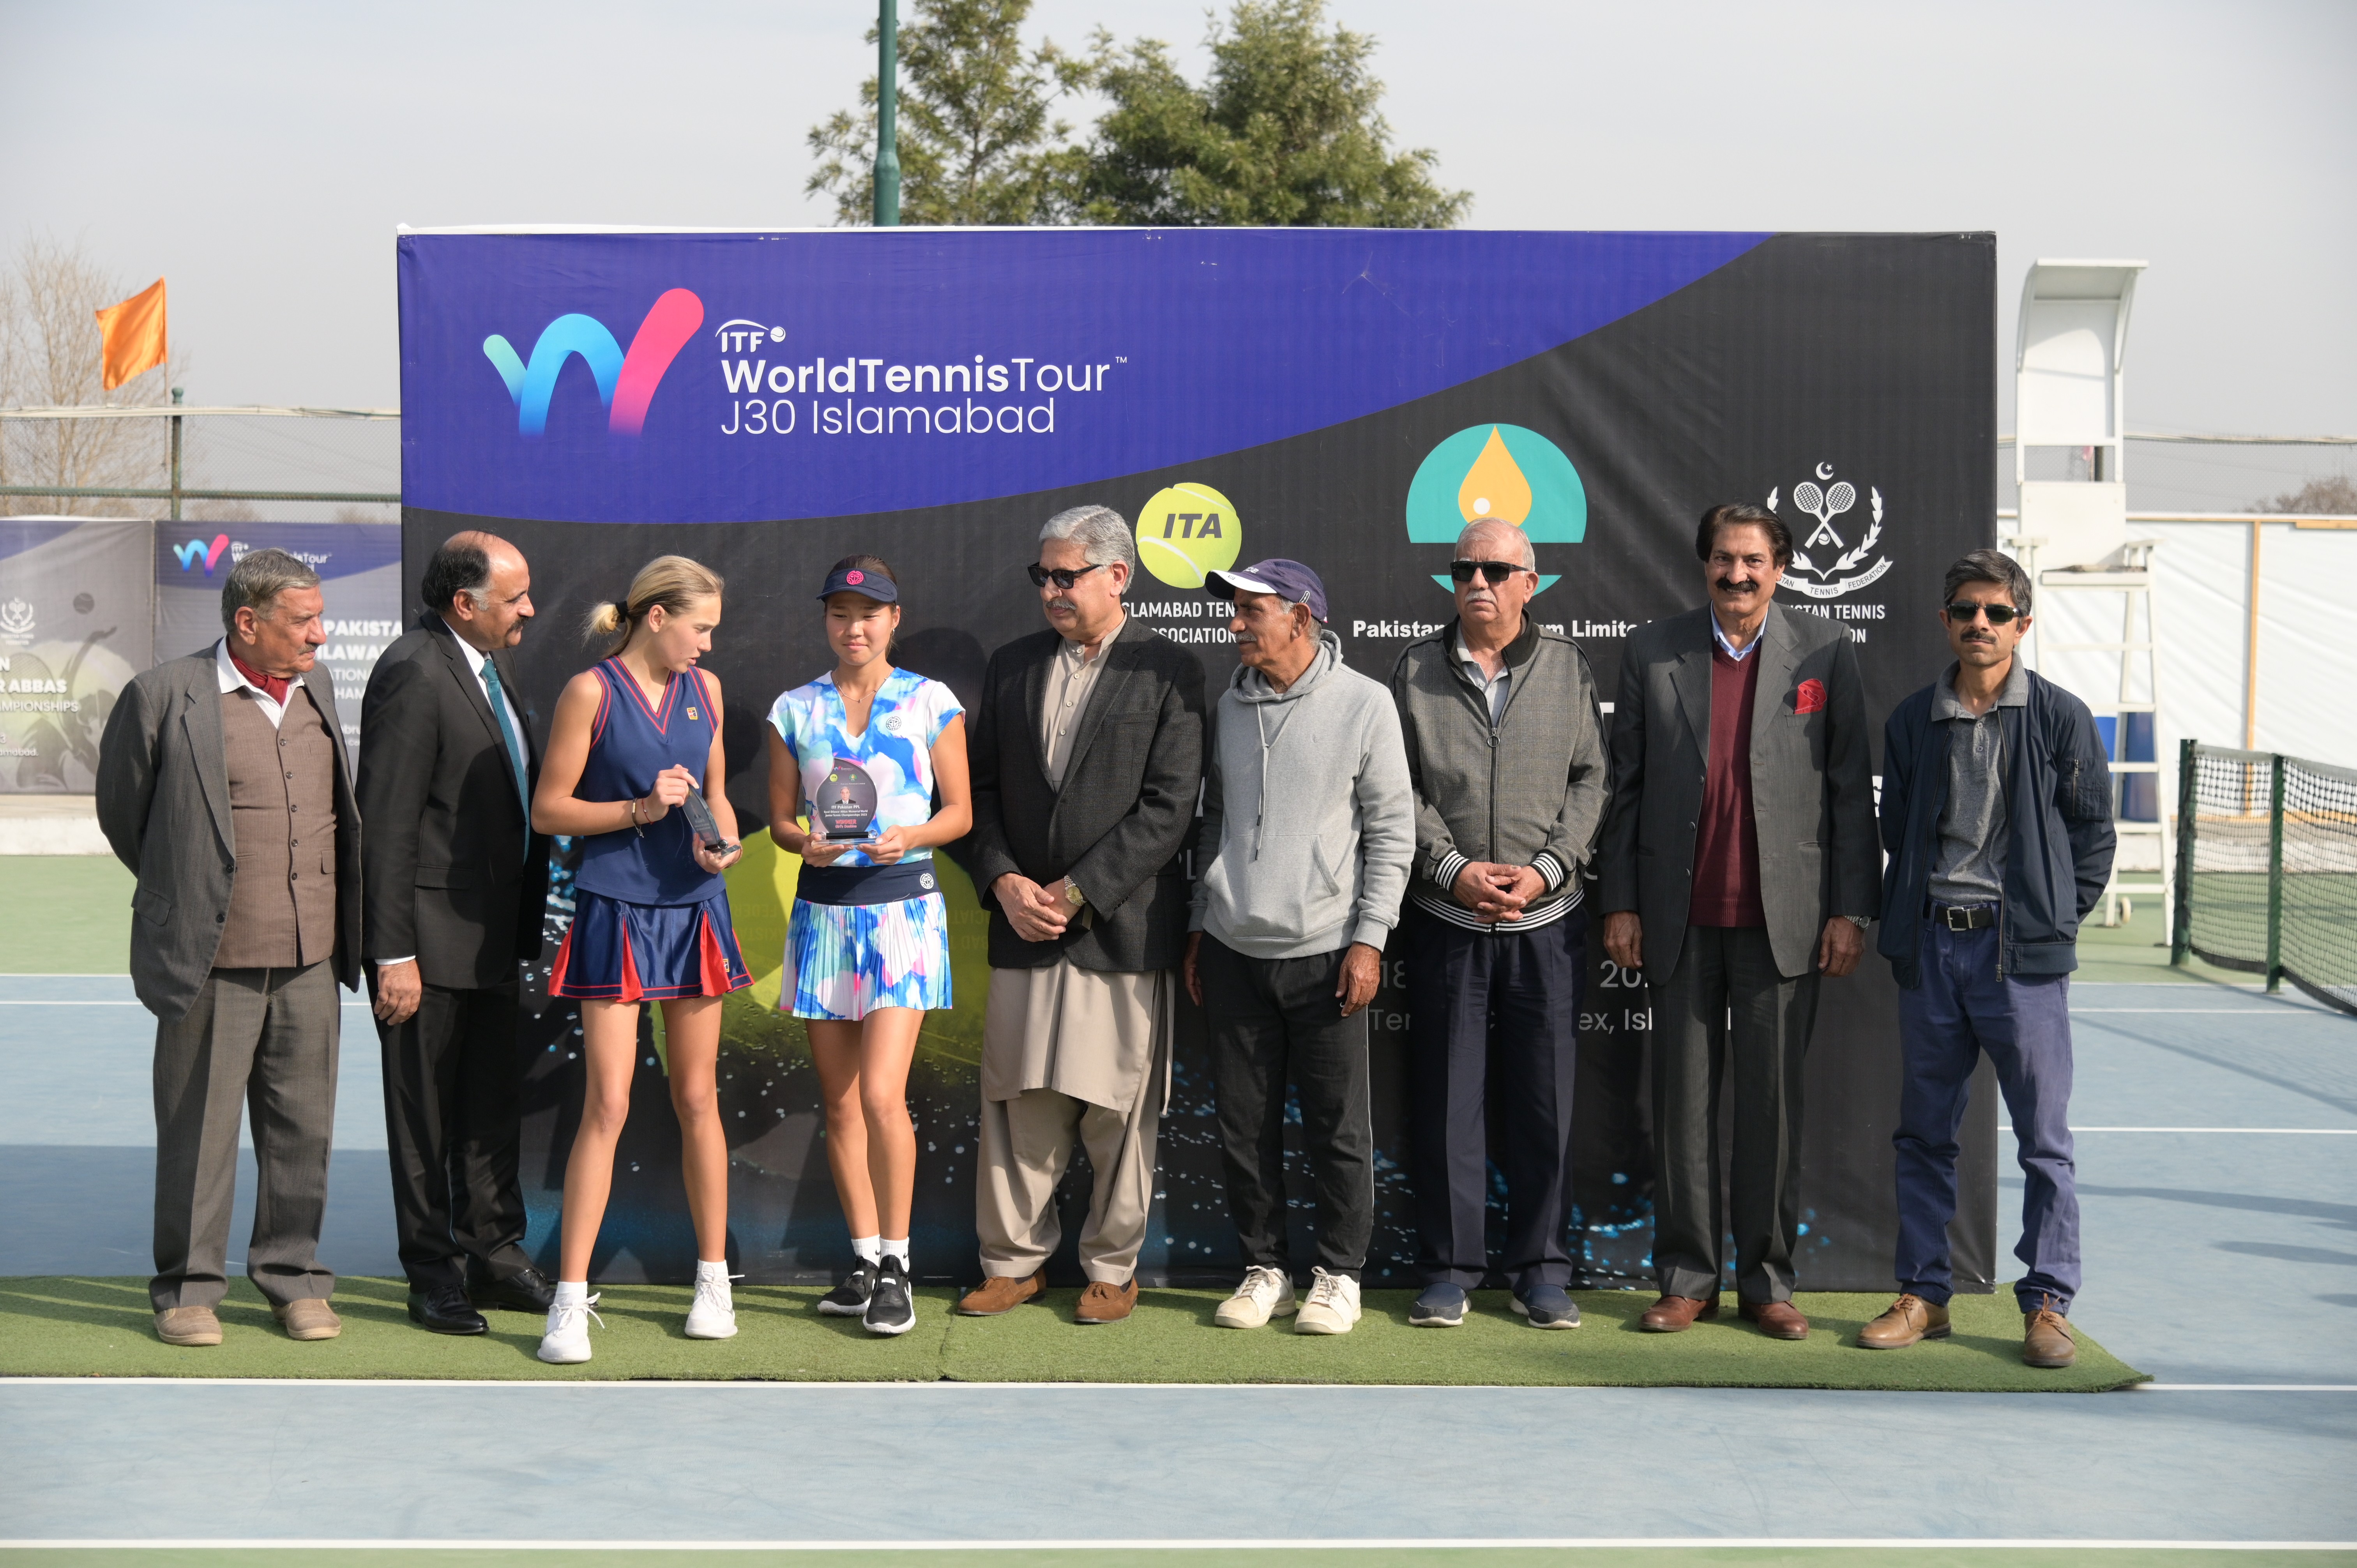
816, 563, 899, 603
1205, 558, 1328, 623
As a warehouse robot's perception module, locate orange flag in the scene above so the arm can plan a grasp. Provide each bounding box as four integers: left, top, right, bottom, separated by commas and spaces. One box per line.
95, 279, 168, 391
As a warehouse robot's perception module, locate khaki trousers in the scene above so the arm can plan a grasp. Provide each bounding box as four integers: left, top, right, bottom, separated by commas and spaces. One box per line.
975, 962, 1170, 1284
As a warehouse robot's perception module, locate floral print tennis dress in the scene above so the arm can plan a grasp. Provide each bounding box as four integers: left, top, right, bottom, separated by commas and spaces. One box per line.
767, 668, 963, 1020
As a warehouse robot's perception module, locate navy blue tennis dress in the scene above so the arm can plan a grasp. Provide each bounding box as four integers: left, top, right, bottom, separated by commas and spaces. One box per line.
550, 659, 751, 1002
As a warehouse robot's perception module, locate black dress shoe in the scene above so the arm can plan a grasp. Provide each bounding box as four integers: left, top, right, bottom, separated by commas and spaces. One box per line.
408, 1284, 488, 1335
472, 1266, 557, 1314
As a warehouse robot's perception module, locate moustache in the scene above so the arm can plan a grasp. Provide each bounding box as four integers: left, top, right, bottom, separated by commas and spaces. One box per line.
1714, 577, 1760, 594
1046, 598, 1076, 614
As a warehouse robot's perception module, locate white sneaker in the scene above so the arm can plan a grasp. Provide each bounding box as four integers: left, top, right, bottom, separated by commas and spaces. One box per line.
685, 1272, 739, 1340
537, 1294, 602, 1364
1294, 1268, 1361, 1335
1214, 1265, 1297, 1329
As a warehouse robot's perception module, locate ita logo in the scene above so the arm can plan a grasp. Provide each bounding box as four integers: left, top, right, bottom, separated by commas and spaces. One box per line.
1135, 482, 1241, 588
1404, 425, 1585, 593
1765, 463, 1894, 599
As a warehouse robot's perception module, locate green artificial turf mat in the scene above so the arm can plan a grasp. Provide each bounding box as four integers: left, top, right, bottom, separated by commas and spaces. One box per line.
0, 1278, 2144, 1391
0, 856, 132, 974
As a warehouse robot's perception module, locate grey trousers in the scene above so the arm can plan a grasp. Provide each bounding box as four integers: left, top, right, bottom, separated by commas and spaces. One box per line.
151, 963, 341, 1310
1648, 925, 1819, 1305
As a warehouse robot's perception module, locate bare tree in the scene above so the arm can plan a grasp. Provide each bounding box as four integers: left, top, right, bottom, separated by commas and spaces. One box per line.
2255, 473, 2357, 516
0, 235, 186, 517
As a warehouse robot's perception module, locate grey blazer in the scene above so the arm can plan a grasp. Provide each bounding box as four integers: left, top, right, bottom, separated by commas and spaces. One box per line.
96, 648, 366, 1021
952, 618, 1205, 973
1596, 601, 1878, 980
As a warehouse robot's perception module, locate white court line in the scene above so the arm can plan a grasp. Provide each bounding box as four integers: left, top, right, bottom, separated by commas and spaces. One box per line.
6, 1376, 2350, 1392
2074, 1008, 2305, 1014
2064, 1127, 2356, 1135
0, 999, 372, 1007
4, 1538, 2352, 1552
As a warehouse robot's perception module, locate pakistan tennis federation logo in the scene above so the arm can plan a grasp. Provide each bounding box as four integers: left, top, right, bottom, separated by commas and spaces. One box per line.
1765, 464, 1892, 599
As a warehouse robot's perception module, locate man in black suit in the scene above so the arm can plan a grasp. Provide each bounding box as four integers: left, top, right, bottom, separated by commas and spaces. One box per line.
952, 505, 1205, 1325
357, 532, 553, 1333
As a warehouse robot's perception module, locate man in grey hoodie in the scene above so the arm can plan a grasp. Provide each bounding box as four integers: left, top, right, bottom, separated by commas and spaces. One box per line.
1184, 559, 1414, 1337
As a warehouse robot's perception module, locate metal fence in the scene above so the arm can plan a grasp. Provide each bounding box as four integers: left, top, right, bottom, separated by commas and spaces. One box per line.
2173, 740, 2357, 1014
0, 400, 397, 522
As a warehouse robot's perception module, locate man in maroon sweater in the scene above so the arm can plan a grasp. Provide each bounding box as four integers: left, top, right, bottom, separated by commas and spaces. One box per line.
1597, 503, 1880, 1338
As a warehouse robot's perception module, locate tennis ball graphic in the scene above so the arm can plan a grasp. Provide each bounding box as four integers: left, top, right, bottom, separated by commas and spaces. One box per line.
1135, 483, 1241, 588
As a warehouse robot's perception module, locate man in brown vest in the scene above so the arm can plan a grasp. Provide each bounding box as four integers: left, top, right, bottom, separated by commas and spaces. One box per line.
98, 548, 365, 1347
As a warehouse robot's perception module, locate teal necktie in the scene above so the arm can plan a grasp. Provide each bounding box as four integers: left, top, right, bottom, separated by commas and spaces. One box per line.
481, 657, 531, 858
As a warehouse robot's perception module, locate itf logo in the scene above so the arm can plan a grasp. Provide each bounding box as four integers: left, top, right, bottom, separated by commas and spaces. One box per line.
482, 288, 705, 437
173, 533, 231, 575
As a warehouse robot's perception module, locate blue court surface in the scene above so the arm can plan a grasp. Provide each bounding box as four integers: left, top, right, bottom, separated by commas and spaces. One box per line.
3, 971, 2353, 1561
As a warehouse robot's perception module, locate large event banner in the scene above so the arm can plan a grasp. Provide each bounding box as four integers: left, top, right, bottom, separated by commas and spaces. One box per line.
154, 522, 404, 758
399, 228, 1999, 1291
0, 517, 153, 793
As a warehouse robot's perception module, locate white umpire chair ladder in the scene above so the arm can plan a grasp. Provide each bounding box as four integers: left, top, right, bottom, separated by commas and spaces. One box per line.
2001, 259, 2164, 930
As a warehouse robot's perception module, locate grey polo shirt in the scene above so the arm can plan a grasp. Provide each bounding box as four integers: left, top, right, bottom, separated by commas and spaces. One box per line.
1928, 657, 2030, 906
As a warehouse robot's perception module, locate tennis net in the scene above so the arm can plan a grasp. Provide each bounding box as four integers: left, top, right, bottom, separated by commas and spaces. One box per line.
2175, 741, 2357, 1014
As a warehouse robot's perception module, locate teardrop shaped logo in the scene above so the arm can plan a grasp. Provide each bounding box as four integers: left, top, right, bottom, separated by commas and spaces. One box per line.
1405, 424, 1586, 594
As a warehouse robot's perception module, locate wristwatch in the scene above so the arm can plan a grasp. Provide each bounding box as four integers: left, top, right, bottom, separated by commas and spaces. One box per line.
1844, 914, 1872, 930
1064, 879, 1087, 911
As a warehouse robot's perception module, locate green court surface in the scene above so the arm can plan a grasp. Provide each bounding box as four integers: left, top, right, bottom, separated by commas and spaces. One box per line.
0, 1550, 2348, 1568
0, 858, 132, 976
0, 1276, 2144, 1392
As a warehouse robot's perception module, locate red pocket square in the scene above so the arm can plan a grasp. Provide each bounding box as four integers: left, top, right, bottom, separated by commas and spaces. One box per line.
1794, 678, 1827, 715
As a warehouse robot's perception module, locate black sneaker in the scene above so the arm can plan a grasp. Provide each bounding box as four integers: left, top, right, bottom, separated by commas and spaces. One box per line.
817, 1260, 880, 1317
1410, 1282, 1468, 1327
863, 1257, 916, 1337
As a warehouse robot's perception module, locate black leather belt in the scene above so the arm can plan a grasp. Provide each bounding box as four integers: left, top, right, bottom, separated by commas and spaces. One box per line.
1930, 902, 1997, 931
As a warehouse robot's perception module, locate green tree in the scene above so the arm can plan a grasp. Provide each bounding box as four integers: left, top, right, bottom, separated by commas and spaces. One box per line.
1077, 0, 1467, 228
806, 0, 1085, 226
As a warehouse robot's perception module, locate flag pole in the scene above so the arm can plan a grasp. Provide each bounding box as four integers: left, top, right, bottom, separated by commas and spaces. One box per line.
874, 0, 900, 226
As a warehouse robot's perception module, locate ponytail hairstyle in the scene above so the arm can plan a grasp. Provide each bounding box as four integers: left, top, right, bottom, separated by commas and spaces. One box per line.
825, 554, 902, 659
584, 554, 727, 658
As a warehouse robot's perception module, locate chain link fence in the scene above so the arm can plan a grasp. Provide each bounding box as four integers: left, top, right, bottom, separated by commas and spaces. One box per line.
0, 404, 397, 522
2174, 740, 2357, 1014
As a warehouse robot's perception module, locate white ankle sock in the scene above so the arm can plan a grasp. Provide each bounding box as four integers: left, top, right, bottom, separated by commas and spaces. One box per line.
881, 1238, 910, 1267
851, 1235, 882, 1264
555, 1280, 588, 1306
695, 1259, 730, 1284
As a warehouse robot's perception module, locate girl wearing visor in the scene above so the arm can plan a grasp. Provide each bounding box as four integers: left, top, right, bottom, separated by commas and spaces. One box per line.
532, 554, 752, 1365
765, 556, 970, 1336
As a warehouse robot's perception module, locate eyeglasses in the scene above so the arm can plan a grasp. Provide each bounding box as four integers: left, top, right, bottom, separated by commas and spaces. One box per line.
1449, 560, 1525, 585
1944, 601, 2021, 625
1027, 562, 1106, 590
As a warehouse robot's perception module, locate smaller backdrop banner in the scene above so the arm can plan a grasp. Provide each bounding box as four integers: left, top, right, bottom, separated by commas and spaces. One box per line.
0, 517, 153, 793
154, 522, 404, 757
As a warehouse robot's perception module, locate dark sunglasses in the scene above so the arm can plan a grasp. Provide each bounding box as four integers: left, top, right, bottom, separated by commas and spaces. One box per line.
1944, 601, 2021, 625
1027, 562, 1106, 590
1449, 559, 1525, 585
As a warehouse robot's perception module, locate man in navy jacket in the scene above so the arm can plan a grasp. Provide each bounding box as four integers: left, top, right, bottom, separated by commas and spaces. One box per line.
1864, 549, 2114, 1369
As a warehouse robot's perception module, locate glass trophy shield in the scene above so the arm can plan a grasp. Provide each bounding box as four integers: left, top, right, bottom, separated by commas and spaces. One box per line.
817, 759, 880, 841
678, 790, 727, 852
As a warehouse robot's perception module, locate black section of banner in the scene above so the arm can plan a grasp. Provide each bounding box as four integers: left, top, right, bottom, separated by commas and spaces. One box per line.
410, 232, 1999, 1293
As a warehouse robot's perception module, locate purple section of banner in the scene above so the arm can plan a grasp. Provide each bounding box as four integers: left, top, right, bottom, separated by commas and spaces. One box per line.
399, 228, 1767, 524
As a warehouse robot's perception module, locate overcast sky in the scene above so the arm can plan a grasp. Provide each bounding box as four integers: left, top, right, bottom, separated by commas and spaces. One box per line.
3, 0, 2352, 504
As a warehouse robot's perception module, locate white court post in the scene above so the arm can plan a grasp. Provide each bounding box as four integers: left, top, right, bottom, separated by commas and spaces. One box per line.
2003, 260, 2162, 929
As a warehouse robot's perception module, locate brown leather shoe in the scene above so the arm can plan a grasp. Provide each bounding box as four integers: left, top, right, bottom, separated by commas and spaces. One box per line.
1740, 1298, 1810, 1340
1858, 1293, 1949, 1349
1074, 1278, 1138, 1323
2023, 1296, 2077, 1368
273, 1298, 342, 1341
956, 1268, 1046, 1316
1638, 1294, 1720, 1332
154, 1305, 222, 1346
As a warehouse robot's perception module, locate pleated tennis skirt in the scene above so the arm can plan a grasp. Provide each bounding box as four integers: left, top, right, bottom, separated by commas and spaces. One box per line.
782, 892, 952, 1021
551, 888, 751, 1002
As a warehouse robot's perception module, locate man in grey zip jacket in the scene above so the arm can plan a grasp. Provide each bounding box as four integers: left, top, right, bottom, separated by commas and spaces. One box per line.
1184, 559, 1413, 1337
1388, 520, 1610, 1330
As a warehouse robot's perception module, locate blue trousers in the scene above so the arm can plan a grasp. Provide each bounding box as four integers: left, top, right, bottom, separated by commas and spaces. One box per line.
1893, 911, 2080, 1314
